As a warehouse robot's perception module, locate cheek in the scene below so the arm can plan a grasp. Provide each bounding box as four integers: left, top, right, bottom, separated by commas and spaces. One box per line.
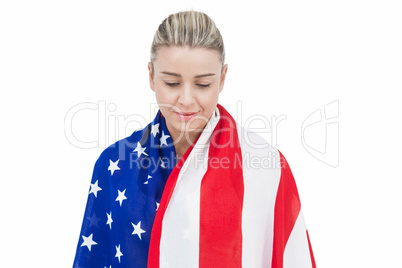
155, 87, 175, 104
197, 89, 219, 105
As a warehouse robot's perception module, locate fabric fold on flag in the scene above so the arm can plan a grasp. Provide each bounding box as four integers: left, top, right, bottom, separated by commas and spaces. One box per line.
148, 102, 244, 268
72, 103, 316, 268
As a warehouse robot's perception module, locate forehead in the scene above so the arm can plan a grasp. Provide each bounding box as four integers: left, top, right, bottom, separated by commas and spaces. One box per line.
154, 45, 221, 74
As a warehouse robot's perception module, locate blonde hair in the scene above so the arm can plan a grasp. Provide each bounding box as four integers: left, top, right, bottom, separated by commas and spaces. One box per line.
150, 10, 225, 74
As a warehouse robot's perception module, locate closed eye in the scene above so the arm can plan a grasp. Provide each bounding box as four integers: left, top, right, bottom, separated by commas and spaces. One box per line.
165, 82, 179, 87
164, 82, 210, 88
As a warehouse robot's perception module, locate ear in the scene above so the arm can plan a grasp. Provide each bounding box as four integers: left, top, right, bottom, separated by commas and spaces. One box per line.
219, 64, 228, 93
148, 62, 155, 92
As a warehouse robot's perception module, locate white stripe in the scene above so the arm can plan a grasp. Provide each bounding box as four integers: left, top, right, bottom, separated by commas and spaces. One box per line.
159, 107, 220, 268
238, 125, 282, 268
283, 211, 313, 268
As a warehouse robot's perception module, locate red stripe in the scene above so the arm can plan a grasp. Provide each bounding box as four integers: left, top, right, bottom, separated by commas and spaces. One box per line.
307, 230, 316, 268
147, 134, 200, 268
271, 151, 301, 268
199, 104, 244, 267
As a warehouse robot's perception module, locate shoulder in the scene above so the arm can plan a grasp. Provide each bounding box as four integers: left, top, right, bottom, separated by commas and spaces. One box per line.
234, 123, 300, 208
235, 122, 294, 179
93, 128, 144, 171
235, 122, 280, 161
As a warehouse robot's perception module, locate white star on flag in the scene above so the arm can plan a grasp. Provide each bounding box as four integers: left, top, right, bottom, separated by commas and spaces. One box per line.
144, 175, 152, 184
116, 189, 127, 206
108, 159, 120, 176
89, 180, 102, 198
160, 130, 170, 146
156, 201, 160, 211
151, 123, 160, 137
106, 212, 113, 229
80, 233, 97, 251
133, 142, 149, 158
131, 221, 146, 240
115, 244, 123, 263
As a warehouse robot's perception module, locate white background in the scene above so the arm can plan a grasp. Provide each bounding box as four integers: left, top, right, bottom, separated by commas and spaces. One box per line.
1, 0, 401, 267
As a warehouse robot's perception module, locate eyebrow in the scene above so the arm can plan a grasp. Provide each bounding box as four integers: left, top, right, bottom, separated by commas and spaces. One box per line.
160, 71, 215, 78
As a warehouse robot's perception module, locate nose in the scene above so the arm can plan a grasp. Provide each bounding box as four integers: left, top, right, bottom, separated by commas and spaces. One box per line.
178, 85, 195, 106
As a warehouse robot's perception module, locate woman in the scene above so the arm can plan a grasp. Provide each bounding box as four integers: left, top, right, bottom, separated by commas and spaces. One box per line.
73, 10, 316, 268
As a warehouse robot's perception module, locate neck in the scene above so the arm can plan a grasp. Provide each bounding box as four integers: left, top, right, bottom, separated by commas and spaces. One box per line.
170, 130, 201, 159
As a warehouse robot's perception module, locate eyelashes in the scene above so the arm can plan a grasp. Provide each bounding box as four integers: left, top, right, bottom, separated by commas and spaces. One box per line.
164, 82, 210, 88
164, 82, 179, 87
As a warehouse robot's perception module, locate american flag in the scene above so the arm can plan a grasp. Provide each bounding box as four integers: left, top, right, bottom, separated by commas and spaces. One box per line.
73, 103, 316, 268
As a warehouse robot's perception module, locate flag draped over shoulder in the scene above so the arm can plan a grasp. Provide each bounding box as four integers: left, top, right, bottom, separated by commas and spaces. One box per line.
73, 103, 316, 268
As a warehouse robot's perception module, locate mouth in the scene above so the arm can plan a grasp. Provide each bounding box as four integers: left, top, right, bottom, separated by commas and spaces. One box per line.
175, 111, 198, 121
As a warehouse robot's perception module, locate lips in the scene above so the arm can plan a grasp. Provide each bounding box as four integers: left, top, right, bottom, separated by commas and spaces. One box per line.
175, 111, 198, 121
177, 112, 197, 116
